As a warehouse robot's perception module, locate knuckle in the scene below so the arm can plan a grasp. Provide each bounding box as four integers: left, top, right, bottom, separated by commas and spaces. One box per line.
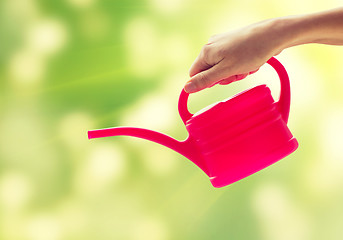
209, 33, 224, 42
201, 42, 224, 65
208, 34, 218, 43
201, 44, 213, 59
197, 72, 211, 88
190, 77, 201, 91
216, 46, 226, 59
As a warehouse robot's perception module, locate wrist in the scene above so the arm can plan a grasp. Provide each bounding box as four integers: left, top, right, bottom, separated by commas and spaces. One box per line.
249, 17, 304, 58
270, 10, 343, 49
268, 15, 313, 50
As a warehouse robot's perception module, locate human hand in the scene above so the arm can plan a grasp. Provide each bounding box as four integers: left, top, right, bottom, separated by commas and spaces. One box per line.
184, 19, 287, 93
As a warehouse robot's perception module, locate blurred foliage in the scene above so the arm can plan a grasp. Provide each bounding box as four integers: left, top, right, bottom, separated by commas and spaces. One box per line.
1, 0, 343, 239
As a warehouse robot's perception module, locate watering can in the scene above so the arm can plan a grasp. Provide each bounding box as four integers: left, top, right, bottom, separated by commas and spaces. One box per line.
88, 57, 298, 188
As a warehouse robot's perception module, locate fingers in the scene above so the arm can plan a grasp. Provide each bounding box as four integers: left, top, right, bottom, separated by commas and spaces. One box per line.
185, 65, 231, 93
218, 74, 247, 85
189, 53, 212, 77
185, 63, 260, 93
218, 68, 260, 85
189, 43, 224, 77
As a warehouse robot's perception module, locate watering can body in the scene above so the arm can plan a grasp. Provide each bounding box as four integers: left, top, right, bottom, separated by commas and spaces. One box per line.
88, 57, 298, 188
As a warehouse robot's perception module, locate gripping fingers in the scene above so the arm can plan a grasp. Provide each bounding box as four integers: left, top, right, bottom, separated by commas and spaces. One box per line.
185, 65, 229, 93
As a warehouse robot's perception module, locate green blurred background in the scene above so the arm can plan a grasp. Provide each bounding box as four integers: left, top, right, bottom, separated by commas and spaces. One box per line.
1, 0, 343, 239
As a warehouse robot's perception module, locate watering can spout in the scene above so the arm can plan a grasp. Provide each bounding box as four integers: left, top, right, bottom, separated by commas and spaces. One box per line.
88, 127, 209, 175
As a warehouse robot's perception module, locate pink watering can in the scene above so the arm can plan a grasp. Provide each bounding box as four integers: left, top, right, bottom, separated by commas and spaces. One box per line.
88, 57, 298, 188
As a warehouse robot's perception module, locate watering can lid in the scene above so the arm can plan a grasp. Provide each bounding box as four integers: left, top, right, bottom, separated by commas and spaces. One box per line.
186, 84, 273, 127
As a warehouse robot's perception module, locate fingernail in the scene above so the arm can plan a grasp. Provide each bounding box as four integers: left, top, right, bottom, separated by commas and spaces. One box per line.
185, 82, 197, 93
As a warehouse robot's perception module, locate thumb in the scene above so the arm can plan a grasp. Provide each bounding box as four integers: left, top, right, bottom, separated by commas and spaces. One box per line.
184, 65, 231, 93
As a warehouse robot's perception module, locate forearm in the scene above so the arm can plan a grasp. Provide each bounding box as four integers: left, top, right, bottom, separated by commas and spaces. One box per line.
184, 7, 343, 93
276, 7, 343, 49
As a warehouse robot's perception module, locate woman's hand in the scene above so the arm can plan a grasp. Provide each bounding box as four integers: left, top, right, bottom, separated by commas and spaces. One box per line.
185, 19, 288, 93
184, 7, 343, 93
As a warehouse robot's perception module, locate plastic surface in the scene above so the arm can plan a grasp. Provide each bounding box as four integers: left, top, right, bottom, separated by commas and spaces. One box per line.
88, 57, 298, 188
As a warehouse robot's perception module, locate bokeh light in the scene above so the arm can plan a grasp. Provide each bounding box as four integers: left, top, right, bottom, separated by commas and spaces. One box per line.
2, 0, 343, 239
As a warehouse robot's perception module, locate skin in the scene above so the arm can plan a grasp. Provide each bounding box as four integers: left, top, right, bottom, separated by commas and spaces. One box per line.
184, 7, 343, 93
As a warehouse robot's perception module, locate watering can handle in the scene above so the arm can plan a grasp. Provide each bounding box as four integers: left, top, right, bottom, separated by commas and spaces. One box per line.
178, 57, 291, 124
